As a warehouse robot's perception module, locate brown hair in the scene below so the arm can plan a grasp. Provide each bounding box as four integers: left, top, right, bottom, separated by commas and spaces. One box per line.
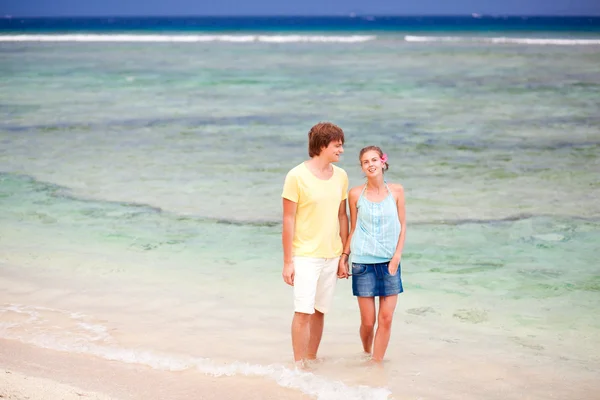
359, 145, 389, 171
308, 122, 345, 157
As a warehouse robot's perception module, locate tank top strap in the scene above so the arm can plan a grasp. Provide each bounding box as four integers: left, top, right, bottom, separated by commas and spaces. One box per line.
358, 183, 368, 200
384, 182, 393, 196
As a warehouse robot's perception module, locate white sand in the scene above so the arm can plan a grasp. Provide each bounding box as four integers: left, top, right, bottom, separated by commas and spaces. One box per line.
0, 369, 116, 400
0, 339, 311, 400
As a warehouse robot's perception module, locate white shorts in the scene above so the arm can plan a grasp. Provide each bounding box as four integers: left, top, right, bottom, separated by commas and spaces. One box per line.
293, 256, 340, 314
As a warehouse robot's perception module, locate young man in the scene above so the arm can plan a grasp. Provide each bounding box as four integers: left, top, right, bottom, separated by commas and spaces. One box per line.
281, 122, 349, 365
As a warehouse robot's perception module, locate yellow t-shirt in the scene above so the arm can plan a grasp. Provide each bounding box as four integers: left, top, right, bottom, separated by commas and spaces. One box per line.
282, 162, 349, 258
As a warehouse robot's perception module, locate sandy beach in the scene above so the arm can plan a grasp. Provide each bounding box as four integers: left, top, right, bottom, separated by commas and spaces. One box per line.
0, 339, 311, 400
1, 369, 115, 400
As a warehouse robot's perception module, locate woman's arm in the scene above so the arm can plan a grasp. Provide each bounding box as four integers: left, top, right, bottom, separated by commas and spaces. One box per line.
389, 184, 406, 274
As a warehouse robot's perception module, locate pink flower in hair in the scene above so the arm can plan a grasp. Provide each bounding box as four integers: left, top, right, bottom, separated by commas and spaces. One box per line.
380, 153, 388, 164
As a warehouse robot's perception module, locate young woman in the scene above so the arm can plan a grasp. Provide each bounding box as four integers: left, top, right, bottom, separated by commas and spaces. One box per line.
338, 145, 406, 362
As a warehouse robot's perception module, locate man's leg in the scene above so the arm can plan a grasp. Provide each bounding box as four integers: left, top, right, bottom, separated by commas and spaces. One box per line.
310, 257, 339, 360
291, 312, 312, 362
306, 310, 324, 359
292, 257, 319, 363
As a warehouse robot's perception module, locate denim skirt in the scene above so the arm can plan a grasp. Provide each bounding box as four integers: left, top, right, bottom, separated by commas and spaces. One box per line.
351, 262, 403, 297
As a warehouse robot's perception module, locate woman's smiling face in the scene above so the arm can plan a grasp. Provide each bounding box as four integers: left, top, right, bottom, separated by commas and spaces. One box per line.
360, 150, 385, 177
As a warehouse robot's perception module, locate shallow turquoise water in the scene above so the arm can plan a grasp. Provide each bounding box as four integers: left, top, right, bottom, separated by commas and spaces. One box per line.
1, 34, 599, 399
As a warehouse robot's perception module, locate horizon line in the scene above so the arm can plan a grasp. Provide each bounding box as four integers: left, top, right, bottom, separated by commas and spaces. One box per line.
3, 14, 600, 19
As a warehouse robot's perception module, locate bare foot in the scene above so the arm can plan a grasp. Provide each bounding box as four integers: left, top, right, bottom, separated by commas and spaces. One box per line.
294, 360, 308, 371
304, 357, 324, 366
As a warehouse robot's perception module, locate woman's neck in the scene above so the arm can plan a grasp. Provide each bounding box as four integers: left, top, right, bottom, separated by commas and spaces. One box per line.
366, 177, 386, 194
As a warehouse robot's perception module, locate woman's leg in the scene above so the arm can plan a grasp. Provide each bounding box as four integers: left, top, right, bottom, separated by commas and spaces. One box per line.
372, 295, 398, 362
357, 297, 376, 354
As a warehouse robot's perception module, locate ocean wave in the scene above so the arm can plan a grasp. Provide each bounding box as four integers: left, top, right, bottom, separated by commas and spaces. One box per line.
0, 34, 376, 43
405, 35, 600, 46
1, 303, 390, 400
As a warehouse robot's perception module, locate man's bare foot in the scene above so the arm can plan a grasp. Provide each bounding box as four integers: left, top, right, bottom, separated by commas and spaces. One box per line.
294, 360, 308, 371
304, 357, 323, 366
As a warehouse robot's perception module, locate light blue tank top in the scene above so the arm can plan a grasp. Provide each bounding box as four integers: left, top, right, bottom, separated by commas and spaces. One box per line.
350, 183, 402, 264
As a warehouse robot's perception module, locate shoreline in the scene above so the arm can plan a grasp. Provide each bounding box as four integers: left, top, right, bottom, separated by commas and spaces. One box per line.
0, 339, 312, 400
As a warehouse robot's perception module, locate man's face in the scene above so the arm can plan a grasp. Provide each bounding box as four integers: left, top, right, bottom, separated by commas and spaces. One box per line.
321, 140, 344, 163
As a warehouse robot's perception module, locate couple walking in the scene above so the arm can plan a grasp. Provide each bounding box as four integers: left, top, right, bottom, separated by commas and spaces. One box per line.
281, 122, 406, 366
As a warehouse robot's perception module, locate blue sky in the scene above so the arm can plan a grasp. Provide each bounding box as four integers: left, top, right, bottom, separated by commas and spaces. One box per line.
2, 0, 600, 17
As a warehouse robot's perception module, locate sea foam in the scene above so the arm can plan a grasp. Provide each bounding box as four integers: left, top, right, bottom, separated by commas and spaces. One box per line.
404, 35, 600, 45
1, 303, 390, 400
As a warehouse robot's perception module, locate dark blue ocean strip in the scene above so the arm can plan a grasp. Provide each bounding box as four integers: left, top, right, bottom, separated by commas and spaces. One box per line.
1, 16, 600, 33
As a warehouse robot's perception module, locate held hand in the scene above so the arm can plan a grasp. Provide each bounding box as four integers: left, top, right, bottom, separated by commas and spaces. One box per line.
282, 261, 295, 286
388, 255, 401, 276
337, 256, 349, 279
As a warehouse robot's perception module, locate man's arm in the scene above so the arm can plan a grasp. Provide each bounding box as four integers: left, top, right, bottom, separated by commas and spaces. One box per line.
338, 199, 349, 250
336, 199, 349, 278
342, 187, 359, 256
282, 198, 297, 286
338, 187, 358, 278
